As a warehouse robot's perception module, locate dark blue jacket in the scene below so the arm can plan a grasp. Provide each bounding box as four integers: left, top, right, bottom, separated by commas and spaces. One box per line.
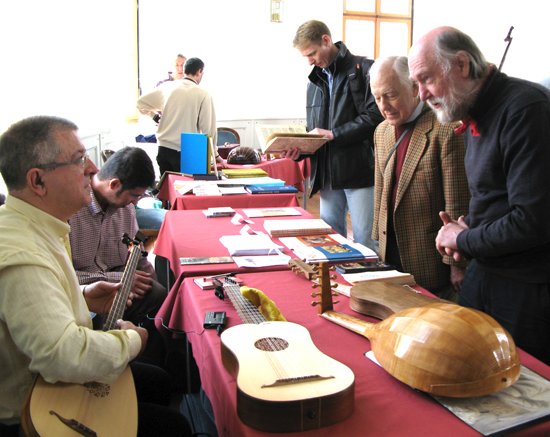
305, 42, 383, 194
457, 69, 550, 282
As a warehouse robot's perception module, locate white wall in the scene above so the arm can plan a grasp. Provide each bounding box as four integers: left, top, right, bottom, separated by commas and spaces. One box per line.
1, 0, 550, 195
413, 0, 550, 83
138, 0, 343, 121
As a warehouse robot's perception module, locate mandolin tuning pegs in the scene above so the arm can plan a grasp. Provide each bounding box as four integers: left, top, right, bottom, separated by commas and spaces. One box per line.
311, 282, 320, 288
311, 291, 320, 298
311, 301, 320, 306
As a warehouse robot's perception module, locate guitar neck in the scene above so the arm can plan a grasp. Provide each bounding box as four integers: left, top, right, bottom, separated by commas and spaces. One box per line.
223, 279, 265, 324
103, 244, 142, 331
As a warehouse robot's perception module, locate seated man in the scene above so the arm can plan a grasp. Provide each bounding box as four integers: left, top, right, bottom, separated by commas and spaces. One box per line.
0, 116, 189, 436
69, 146, 167, 363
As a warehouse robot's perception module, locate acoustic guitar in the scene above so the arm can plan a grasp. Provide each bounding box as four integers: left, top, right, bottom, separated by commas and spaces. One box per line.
219, 277, 355, 433
303, 262, 520, 398
21, 233, 145, 437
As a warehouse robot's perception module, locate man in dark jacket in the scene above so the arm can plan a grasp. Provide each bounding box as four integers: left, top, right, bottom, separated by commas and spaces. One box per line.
289, 20, 383, 250
409, 26, 550, 365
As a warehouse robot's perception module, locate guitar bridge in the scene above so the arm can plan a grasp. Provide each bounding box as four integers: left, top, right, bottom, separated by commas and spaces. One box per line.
262, 374, 335, 388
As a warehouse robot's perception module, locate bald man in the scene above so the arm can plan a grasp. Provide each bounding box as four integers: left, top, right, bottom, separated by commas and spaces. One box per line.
409, 26, 550, 365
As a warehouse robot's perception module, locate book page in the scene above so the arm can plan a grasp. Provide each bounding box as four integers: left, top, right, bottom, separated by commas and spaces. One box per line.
256, 124, 306, 150
262, 133, 328, 155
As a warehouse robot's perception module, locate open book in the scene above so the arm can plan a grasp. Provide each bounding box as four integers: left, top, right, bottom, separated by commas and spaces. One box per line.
256, 124, 328, 155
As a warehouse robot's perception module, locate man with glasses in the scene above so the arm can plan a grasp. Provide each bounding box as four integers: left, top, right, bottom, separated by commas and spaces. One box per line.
69, 147, 167, 365
0, 116, 190, 435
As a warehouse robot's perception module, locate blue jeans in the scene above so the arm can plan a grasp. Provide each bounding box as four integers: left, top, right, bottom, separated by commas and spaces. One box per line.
319, 186, 377, 252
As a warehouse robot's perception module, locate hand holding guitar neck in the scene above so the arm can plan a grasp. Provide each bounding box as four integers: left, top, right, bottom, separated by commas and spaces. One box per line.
82, 281, 122, 315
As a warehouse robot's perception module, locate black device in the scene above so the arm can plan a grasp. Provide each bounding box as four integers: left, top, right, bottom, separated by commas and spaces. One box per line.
204, 311, 226, 335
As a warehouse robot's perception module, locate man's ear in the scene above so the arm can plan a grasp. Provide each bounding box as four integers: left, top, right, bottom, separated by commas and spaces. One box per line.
455, 51, 471, 79
27, 168, 47, 194
108, 178, 122, 191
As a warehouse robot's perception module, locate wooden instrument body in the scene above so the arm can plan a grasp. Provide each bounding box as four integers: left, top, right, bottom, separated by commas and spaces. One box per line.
22, 367, 137, 437
219, 276, 355, 433
350, 281, 437, 320
323, 302, 520, 397
21, 233, 142, 435
301, 263, 521, 398
221, 321, 354, 432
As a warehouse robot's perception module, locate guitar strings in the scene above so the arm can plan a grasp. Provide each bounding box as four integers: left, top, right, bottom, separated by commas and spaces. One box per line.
103, 245, 142, 331
224, 280, 293, 380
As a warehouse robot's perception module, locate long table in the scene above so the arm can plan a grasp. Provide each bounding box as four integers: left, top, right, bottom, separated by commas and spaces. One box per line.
156, 173, 300, 210
153, 208, 314, 279
156, 270, 550, 436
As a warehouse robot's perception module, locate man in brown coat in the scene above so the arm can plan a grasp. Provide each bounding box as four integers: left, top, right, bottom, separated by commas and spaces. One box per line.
370, 56, 470, 298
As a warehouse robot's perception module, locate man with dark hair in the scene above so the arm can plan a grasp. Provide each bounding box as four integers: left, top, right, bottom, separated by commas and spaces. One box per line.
287, 20, 384, 250
0, 117, 190, 435
138, 57, 221, 174
69, 147, 167, 346
409, 26, 550, 365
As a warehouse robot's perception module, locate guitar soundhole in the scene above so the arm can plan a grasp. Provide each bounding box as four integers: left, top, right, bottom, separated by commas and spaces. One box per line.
84, 382, 111, 398
255, 337, 289, 352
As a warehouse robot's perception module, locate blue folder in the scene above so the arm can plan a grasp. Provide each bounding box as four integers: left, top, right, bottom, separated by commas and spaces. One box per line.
180, 133, 210, 175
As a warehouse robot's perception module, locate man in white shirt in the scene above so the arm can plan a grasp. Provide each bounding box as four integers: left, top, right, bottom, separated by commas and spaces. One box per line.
0, 116, 190, 435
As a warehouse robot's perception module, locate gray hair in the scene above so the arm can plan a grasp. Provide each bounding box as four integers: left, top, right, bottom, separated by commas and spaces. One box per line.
0, 116, 77, 190
434, 28, 489, 79
371, 56, 413, 88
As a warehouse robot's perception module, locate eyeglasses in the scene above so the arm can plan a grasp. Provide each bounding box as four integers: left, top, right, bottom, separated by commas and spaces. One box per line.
36, 153, 90, 170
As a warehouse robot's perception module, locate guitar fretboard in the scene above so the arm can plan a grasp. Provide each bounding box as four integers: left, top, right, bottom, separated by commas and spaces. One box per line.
223, 279, 266, 325
103, 239, 142, 331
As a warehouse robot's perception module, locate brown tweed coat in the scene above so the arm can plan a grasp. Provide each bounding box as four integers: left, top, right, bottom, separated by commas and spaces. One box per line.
372, 107, 470, 292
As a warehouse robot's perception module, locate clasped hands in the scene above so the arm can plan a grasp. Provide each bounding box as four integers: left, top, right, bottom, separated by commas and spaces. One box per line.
436, 211, 469, 262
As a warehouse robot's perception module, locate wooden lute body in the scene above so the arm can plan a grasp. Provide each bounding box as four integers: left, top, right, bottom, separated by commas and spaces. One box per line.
21, 233, 144, 436
220, 278, 355, 433
305, 263, 521, 398
350, 280, 437, 320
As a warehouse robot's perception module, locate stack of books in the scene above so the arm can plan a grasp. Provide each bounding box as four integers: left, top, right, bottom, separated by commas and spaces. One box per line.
279, 233, 378, 263
263, 218, 333, 237
245, 185, 298, 194
222, 168, 268, 178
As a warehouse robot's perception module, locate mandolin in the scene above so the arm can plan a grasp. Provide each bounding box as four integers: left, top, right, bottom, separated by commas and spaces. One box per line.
103, 233, 146, 330
21, 233, 144, 437
219, 277, 355, 433
309, 263, 520, 398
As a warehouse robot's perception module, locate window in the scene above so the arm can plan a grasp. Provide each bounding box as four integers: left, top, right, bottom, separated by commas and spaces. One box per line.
343, 0, 413, 59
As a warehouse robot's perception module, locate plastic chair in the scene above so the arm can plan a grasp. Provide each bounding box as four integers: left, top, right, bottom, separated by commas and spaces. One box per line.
216, 127, 240, 146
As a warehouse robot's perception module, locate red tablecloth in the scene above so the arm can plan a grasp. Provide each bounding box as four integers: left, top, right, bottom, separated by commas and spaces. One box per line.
157, 172, 300, 210
153, 208, 313, 279
156, 270, 550, 437
172, 192, 298, 210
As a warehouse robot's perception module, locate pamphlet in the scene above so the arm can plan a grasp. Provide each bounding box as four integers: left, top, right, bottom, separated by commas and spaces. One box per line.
243, 207, 301, 218
370, 350, 550, 437
180, 256, 234, 265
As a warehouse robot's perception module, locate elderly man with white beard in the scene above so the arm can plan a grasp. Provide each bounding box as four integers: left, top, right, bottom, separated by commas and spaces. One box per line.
408, 26, 550, 365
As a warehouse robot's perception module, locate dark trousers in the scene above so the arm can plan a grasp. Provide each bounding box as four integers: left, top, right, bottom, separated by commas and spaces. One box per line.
157, 147, 181, 175
460, 260, 550, 365
131, 361, 192, 436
